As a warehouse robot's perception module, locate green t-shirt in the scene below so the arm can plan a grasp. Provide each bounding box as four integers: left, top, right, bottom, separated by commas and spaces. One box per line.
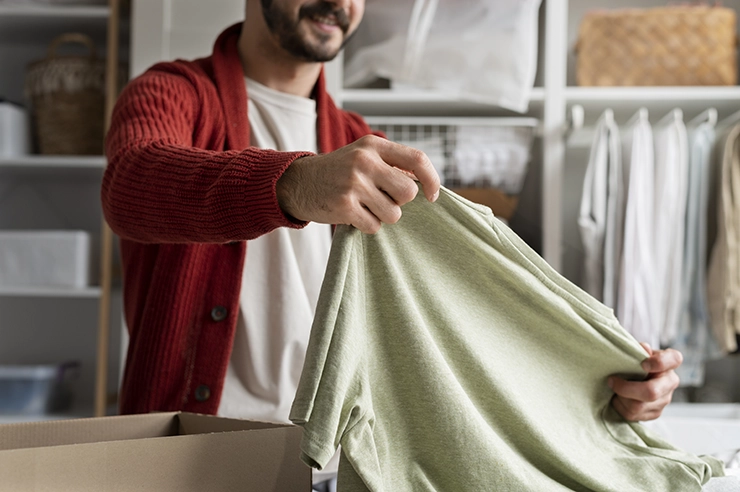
290, 187, 722, 491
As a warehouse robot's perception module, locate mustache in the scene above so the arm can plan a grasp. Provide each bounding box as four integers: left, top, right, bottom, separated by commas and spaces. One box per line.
299, 2, 350, 33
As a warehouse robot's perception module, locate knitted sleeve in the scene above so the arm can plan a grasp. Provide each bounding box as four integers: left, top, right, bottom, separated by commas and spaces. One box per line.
102, 69, 310, 244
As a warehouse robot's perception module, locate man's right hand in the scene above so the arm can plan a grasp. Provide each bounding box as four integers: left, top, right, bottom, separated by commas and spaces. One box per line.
276, 135, 441, 234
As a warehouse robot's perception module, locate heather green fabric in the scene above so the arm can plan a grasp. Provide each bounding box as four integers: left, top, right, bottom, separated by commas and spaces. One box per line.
290, 187, 723, 491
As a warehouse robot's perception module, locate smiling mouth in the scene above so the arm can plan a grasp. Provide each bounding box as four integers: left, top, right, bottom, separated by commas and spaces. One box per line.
310, 14, 339, 27
299, 3, 350, 33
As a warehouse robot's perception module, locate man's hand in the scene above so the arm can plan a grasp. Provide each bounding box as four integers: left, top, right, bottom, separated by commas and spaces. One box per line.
276, 135, 441, 234
609, 343, 683, 422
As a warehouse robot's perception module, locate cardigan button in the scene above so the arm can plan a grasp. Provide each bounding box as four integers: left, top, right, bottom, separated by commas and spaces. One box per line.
210, 306, 228, 322
195, 385, 211, 402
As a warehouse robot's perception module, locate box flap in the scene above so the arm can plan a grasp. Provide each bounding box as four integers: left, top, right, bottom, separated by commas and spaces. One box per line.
0, 412, 179, 451
0, 422, 309, 491
177, 412, 292, 436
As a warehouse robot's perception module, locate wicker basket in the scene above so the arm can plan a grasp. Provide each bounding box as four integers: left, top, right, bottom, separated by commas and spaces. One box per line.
576, 6, 738, 87
25, 33, 106, 155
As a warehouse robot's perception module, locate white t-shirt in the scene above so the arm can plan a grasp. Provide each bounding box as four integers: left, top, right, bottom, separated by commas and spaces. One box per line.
217, 77, 332, 423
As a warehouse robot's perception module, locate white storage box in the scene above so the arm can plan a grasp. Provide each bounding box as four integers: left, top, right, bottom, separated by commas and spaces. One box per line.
0, 230, 94, 288
0, 101, 30, 158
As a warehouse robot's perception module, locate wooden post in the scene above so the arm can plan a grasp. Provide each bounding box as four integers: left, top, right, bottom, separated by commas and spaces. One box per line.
95, 0, 121, 418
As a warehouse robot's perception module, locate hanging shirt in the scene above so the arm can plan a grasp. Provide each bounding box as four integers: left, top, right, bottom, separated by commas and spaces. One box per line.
674, 122, 723, 386
618, 113, 659, 349
653, 114, 689, 347
578, 111, 623, 308
291, 186, 721, 492
707, 125, 740, 353
217, 77, 332, 423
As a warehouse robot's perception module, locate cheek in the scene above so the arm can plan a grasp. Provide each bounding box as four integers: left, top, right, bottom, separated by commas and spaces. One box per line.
349, 1, 365, 32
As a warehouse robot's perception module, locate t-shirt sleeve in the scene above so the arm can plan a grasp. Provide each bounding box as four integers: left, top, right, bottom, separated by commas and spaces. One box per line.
289, 226, 373, 470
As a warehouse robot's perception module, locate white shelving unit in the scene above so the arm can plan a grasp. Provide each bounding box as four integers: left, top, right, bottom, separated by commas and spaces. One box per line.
0, 286, 102, 298
326, 0, 740, 278
0, 2, 124, 424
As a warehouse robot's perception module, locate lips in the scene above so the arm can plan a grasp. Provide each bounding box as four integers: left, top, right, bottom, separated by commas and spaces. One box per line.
311, 14, 339, 27
299, 3, 350, 33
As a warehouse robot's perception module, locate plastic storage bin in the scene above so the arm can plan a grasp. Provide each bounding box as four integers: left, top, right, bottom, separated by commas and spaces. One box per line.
0, 362, 78, 415
0, 100, 30, 158
0, 230, 94, 289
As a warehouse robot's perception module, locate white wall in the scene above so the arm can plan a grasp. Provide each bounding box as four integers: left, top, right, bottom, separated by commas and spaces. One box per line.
130, 0, 245, 77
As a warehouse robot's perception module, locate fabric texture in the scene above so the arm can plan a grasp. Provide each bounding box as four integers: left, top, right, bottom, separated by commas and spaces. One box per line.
217, 77, 332, 423
291, 186, 722, 492
653, 113, 690, 347
674, 121, 723, 386
618, 113, 659, 349
102, 23, 376, 415
578, 111, 623, 308
707, 125, 740, 353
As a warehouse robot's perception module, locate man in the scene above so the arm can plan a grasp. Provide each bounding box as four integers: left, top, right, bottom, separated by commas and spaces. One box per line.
103, 0, 680, 428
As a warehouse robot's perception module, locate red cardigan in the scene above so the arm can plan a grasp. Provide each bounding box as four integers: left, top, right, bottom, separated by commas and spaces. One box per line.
103, 24, 375, 415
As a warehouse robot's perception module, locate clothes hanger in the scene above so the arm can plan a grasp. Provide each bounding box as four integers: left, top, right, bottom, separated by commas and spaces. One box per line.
601, 108, 615, 127
625, 107, 649, 128
716, 108, 740, 134
688, 108, 718, 128
564, 104, 585, 140
656, 108, 683, 128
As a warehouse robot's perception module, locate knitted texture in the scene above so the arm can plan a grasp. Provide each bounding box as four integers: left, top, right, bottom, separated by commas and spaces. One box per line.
102, 23, 374, 415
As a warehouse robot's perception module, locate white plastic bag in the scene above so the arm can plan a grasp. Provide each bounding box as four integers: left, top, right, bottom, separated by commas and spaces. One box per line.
344, 0, 543, 113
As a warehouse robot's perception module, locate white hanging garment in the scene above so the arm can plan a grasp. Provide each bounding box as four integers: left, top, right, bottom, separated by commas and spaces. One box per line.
578, 111, 622, 307
674, 121, 723, 386
652, 111, 689, 347
602, 114, 624, 309
707, 125, 740, 353
618, 111, 659, 349
343, 0, 543, 113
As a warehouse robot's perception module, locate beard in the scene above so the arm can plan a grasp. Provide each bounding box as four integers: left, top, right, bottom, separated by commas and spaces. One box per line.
260, 0, 353, 62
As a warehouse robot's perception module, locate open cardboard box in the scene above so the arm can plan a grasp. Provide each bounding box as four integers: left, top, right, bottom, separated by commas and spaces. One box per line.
450, 187, 519, 221
0, 411, 310, 491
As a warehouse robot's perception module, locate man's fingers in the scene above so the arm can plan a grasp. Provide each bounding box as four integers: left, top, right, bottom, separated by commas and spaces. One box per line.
641, 348, 683, 373
374, 167, 421, 207
639, 342, 653, 356
371, 137, 441, 202
350, 205, 382, 234
362, 188, 403, 226
612, 394, 669, 422
610, 372, 679, 403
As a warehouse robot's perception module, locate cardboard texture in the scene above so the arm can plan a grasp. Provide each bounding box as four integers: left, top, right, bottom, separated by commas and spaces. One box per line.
450, 187, 519, 221
0, 412, 310, 492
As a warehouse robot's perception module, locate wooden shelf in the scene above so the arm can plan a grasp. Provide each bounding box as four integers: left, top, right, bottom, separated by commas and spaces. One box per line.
0, 286, 102, 299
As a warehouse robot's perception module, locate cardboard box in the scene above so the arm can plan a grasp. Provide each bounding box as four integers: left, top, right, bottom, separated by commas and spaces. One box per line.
0, 412, 310, 491
450, 187, 519, 221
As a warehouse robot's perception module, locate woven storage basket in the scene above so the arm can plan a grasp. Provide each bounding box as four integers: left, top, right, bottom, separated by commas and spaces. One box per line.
25, 33, 106, 155
576, 6, 737, 87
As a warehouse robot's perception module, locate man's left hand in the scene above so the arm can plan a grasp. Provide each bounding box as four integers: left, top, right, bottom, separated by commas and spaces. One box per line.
609, 343, 683, 422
